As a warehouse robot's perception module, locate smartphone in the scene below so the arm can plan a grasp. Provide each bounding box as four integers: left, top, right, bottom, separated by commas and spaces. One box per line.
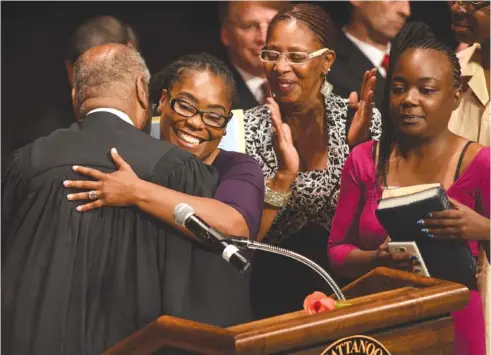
387, 241, 430, 277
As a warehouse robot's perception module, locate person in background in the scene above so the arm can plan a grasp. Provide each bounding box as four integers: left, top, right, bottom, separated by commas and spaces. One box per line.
328, 22, 488, 355
2, 44, 220, 355
448, 0, 490, 146
219, 1, 289, 109
63, 53, 265, 326
329, 1, 410, 112
244, 3, 381, 319
4, 15, 142, 173
448, 1, 490, 352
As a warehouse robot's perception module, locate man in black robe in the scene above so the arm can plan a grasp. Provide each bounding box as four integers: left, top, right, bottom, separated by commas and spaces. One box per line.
2, 44, 219, 355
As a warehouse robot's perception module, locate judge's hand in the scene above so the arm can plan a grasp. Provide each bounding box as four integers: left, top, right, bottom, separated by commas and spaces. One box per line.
375, 236, 415, 272
421, 198, 490, 241
265, 97, 299, 180
63, 148, 141, 211
347, 68, 377, 147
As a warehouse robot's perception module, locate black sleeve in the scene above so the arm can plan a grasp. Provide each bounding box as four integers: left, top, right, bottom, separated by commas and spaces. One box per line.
2, 149, 26, 260
150, 147, 219, 198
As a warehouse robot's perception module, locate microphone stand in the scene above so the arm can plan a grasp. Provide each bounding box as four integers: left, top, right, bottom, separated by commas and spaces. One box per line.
229, 238, 346, 301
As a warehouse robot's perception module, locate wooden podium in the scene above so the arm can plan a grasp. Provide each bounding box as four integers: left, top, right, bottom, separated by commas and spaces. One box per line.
104, 267, 469, 355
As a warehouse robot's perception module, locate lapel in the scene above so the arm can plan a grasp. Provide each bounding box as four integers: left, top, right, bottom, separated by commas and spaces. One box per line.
333, 33, 386, 109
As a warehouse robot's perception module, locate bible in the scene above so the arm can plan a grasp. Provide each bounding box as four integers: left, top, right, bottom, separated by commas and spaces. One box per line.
375, 183, 477, 289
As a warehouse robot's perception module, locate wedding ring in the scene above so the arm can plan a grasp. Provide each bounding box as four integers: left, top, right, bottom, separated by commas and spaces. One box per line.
88, 190, 98, 200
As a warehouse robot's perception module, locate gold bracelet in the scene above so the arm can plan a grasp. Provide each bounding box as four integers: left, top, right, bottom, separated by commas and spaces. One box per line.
264, 181, 292, 208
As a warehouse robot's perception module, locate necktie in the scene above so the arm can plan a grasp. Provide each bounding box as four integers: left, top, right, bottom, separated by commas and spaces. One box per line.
260, 81, 271, 104
381, 54, 390, 73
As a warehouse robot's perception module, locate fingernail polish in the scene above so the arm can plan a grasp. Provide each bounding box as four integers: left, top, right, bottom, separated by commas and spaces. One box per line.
76, 206, 82, 211
427, 234, 434, 238
63, 180, 69, 187
67, 194, 73, 200
416, 219, 424, 225
421, 228, 429, 233
425, 213, 432, 218
410, 256, 418, 261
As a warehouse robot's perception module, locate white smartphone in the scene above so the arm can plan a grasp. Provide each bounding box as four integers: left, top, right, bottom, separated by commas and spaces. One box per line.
387, 241, 430, 277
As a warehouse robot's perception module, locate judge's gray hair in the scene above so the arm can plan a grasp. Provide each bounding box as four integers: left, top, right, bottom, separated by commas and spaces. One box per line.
73, 43, 150, 113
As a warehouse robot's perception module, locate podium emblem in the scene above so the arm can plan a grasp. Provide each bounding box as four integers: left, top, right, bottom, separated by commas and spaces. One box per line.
321, 335, 391, 355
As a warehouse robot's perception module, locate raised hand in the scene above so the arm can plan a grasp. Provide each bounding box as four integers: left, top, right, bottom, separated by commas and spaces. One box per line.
420, 198, 490, 241
347, 68, 377, 146
265, 97, 299, 178
63, 148, 141, 211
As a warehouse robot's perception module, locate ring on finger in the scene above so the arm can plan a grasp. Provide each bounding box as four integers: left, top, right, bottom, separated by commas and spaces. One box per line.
88, 190, 98, 200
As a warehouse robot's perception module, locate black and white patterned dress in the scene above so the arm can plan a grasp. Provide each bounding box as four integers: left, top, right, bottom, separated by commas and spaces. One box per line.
245, 92, 381, 243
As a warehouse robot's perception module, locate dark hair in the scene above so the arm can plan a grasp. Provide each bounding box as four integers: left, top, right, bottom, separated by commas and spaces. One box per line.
268, 3, 338, 50
67, 16, 139, 64
149, 53, 236, 108
376, 21, 462, 187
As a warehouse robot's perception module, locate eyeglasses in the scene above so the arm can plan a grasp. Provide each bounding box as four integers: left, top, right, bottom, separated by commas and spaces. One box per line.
259, 48, 330, 65
448, 1, 490, 11
169, 96, 232, 129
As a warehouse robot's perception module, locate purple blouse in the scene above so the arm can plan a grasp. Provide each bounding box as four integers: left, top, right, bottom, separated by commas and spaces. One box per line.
328, 140, 489, 355
212, 149, 264, 240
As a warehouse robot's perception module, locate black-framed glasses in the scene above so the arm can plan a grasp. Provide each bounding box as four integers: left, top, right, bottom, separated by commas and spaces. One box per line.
169, 96, 232, 129
259, 48, 329, 65
448, 0, 490, 11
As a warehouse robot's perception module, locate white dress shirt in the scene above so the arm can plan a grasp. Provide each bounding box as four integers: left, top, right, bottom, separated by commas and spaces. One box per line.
234, 64, 268, 104
87, 108, 134, 126
344, 29, 390, 78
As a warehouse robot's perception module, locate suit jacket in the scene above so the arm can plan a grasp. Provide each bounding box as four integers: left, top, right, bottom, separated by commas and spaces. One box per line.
329, 32, 386, 111
1, 112, 223, 355
228, 61, 260, 110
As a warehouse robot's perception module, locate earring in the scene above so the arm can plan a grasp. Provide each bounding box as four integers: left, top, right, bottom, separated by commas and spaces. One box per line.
320, 76, 333, 97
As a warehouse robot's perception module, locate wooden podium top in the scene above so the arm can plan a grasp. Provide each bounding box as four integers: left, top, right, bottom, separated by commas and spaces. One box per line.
105, 267, 470, 355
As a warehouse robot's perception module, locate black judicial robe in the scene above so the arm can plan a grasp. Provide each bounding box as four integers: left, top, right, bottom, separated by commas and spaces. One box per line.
2, 112, 251, 355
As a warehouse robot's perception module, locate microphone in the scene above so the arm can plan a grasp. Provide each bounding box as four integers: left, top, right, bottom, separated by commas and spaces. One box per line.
173, 203, 250, 273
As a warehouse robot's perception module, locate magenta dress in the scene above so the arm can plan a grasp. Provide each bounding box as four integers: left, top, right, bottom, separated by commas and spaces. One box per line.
328, 140, 489, 355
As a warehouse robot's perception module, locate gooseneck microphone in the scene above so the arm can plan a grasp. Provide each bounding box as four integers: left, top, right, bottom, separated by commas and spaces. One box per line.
173, 203, 250, 273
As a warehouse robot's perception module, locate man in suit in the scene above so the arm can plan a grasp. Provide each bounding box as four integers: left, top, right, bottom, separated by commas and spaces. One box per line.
329, 1, 410, 110
2, 44, 219, 355
219, 1, 289, 110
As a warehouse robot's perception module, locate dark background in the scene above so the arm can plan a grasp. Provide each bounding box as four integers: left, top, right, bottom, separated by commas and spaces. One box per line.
1, 1, 456, 169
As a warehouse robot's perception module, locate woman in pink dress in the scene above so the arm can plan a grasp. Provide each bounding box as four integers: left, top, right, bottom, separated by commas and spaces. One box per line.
328, 22, 489, 354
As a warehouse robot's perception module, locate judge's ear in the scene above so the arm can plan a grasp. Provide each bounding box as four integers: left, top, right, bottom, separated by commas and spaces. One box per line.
71, 87, 81, 120
65, 60, 74, 87
136, 75, 149, 111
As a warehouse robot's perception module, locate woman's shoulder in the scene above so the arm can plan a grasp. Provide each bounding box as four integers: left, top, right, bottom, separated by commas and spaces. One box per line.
214, 150, 263, 176
244, 105, 270, 125
461, 143, 490, 175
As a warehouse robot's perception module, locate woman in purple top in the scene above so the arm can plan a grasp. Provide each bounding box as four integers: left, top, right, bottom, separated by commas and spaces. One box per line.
64, 53, 264, 241
328, 23, 488, 354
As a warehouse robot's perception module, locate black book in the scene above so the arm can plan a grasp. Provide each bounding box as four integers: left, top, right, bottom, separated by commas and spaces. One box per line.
375, 183, 477, 289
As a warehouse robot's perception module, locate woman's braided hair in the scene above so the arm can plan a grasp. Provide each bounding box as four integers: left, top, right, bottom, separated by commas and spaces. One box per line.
268, 3, 338, 50
149, 52, 236, 108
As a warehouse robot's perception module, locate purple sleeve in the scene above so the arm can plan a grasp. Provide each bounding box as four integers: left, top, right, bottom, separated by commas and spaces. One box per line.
213, 152, 264, 240
328, 142, 373, 274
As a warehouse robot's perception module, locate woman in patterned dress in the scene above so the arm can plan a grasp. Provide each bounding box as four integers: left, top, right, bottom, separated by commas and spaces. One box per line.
244, 3, 382, 318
